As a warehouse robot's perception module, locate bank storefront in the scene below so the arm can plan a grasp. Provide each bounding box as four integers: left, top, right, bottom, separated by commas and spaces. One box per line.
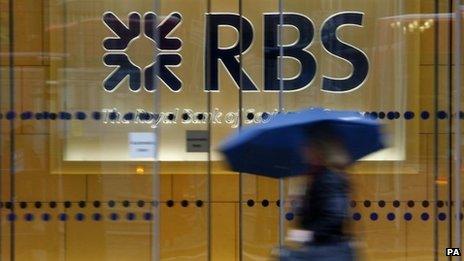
0, 0, 463, 260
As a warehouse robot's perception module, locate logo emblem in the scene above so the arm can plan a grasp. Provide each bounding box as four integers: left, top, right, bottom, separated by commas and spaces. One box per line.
102, 12, 183, 92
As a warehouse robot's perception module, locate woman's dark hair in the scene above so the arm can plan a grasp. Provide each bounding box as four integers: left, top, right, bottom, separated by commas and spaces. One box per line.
305, 123, 351, 168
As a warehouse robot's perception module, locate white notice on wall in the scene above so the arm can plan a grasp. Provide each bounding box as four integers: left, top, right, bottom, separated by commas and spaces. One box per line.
129, 132, 156, 159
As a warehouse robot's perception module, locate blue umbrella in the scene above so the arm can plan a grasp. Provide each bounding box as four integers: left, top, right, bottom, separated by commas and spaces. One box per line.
219, 107, 385, 178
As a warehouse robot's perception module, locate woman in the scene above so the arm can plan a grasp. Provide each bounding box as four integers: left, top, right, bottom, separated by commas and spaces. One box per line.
282, 126, 356, 261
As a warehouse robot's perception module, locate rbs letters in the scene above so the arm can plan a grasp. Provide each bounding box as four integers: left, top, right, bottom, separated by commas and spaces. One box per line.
103, 12, 369, 93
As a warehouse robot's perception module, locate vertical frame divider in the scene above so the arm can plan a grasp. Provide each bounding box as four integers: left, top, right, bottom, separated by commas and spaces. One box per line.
206, 0, 213, 260
151, 1, 161, 260
7, 1, 15, 260
278, 0, 285, 250
453, 0, 462, 253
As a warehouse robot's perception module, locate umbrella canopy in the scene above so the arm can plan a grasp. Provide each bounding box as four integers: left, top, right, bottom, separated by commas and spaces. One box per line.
219, 108, 385, 178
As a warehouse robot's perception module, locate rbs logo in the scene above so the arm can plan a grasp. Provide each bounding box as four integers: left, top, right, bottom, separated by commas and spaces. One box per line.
103, 12, 183, 92
103, 12, 369, 93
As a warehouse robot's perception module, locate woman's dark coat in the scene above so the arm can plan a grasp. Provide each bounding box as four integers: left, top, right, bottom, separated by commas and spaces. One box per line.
282, 168, 355, 260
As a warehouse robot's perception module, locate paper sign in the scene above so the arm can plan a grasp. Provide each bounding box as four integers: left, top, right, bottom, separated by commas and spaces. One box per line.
129, 132, 156, 159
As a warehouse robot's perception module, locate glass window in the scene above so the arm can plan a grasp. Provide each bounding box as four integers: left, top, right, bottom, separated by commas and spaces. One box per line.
0, 0, 462, 260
